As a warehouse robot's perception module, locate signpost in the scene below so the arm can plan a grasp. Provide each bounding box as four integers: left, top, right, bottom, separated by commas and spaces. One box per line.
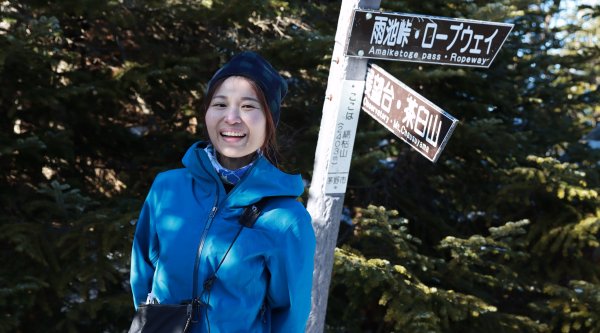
306, 2, 380, 332
346, 10, 514, 67
307, 2, 513, 332
363, 63, 458, 162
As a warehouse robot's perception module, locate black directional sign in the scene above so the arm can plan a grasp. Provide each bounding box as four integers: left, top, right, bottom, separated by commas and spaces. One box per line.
346, 9, 513, 68
362, 63, 458, 162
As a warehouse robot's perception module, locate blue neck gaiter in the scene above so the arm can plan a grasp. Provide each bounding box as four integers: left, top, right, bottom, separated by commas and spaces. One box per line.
204, 144, 258, 185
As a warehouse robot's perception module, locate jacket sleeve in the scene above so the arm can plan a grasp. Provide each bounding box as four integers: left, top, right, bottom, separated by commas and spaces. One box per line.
266, 209, 316, 332
130, 183, 160, 309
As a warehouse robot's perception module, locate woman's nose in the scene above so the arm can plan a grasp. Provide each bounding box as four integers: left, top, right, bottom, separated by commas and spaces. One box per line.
223, 106, 241, 124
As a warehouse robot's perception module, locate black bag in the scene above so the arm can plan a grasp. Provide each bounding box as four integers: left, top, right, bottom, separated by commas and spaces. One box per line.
128, 200, 266, 333
128, 302, 194, 333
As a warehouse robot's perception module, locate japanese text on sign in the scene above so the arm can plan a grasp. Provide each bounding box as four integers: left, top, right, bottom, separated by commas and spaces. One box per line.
362, 63, 458, 162
325, 80, 365, 194
346, 10, 513, 68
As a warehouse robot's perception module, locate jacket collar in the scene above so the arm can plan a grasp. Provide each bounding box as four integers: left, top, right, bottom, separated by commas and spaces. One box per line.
182, 141, 305, 208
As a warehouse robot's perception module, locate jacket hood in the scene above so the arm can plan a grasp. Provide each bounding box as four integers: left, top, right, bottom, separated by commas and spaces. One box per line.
181, 141, 305, 207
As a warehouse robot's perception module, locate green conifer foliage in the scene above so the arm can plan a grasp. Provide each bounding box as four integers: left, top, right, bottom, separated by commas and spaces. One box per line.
1, 0, 598, 332
329, 1, 599, 332
1, 0, 336, 331
328, 206, 550, 333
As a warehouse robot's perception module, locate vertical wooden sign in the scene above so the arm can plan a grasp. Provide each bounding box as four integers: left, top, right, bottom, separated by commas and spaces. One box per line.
306, 1, 381, 332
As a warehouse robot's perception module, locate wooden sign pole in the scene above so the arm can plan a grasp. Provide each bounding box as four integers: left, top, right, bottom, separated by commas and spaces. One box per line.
306, 2, 512, 331
306, 1, 381, 332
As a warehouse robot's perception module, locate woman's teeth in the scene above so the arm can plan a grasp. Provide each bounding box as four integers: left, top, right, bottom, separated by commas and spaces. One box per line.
221, 131, 246, 137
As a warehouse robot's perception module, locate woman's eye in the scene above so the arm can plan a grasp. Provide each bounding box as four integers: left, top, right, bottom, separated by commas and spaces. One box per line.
242, 104, 258, 110
211, 102, 226, 108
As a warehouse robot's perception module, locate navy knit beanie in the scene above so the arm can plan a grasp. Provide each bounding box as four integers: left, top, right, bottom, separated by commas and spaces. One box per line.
207, 51, 288, 126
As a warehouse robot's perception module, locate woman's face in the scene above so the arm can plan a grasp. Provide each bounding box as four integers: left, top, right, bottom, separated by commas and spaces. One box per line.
205, 76, 267, 170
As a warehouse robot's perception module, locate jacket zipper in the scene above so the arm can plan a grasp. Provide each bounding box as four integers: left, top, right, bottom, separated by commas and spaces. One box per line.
192, 203, 218, 301
260, 302, 268, 323
194, 156, 258, 274
190, 147, 263, 309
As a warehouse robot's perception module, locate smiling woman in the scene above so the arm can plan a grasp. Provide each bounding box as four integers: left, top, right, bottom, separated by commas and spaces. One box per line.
129, 51, 316, 333
204, 76, 268, 170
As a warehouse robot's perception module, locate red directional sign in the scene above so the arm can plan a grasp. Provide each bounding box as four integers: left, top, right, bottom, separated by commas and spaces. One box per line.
346, 10, 514, 68
362, 63, 458, 162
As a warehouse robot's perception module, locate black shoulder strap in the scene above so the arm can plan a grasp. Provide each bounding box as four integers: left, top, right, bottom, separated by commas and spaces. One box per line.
201, 198, 269, 295
239, 198, 269, 228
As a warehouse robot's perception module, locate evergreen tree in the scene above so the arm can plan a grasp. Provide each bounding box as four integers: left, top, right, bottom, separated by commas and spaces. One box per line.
327, 0, 600, 332
1, 0, 598, 332
0, 0, 334, 331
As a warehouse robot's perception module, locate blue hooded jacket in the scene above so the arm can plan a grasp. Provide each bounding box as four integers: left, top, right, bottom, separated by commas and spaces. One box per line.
130, 142, 316, 332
